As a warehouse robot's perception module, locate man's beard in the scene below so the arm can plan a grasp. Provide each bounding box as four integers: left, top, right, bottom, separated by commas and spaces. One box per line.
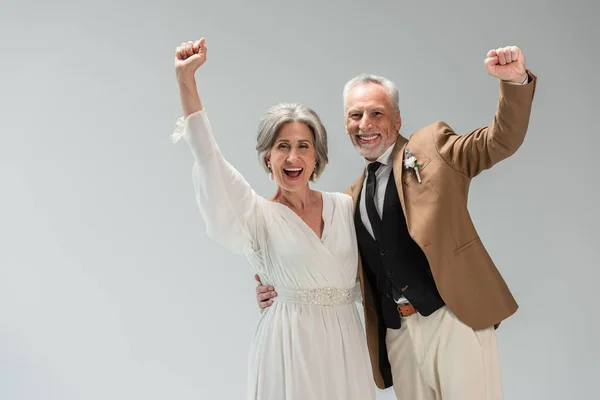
351, 131, 389, 160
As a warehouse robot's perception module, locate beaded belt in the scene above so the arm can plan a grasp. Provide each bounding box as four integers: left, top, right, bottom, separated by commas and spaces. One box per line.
274, 287, 355, 306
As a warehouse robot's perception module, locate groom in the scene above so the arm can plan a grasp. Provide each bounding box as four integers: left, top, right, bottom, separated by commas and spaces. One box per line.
256, 45, 536, 399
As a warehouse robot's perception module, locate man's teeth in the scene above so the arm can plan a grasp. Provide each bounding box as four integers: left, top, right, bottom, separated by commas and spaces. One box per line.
360, 135, 378, 141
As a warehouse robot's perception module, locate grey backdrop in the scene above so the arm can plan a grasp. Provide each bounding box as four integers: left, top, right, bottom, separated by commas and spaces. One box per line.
2, 0, 599, 399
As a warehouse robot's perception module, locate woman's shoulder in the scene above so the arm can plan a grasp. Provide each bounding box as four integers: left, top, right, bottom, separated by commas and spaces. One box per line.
322, 191, 354, 208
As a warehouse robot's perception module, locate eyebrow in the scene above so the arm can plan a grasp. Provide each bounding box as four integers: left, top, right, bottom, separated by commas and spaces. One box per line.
347, 107, 386, 115
275, 139, 313, 144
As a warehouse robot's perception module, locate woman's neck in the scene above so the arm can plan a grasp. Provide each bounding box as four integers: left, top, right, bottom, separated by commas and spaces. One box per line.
270, 185, 318, 213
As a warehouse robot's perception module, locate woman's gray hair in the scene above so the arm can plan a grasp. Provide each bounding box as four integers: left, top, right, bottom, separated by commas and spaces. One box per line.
256, 103, 328, 181
342, 73, 400, 113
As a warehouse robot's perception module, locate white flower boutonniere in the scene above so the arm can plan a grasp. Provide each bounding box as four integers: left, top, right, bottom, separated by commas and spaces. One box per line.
404, 147, 422, 184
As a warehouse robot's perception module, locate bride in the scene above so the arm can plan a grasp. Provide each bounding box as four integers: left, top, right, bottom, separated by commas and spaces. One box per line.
172, 37, 375, 400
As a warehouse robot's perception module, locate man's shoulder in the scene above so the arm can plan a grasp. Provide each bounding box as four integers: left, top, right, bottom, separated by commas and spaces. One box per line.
410, 120, 453, 141
405, 121, 456, 155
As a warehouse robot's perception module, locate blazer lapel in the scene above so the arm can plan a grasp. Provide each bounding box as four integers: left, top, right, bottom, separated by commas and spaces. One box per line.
345, 171, 366, 212
392, 135, 409, 227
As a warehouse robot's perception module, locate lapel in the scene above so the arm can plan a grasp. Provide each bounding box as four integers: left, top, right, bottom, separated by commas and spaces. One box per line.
391, 135, 409, 227
345, 172, 367, 307
346, 171, 366, 213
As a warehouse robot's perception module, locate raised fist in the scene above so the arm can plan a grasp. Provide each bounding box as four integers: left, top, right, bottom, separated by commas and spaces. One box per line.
175, 38, 207, 82
484, 45, 527, 84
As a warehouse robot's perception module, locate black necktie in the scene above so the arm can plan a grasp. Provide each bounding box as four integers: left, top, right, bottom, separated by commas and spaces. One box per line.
366, 162, 382, 241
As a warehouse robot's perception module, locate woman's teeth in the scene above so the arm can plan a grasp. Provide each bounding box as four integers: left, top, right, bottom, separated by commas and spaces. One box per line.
284, 168, 303, 178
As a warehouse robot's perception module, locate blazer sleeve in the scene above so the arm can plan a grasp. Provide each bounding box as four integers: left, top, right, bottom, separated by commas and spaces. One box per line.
433, 70, 537, 178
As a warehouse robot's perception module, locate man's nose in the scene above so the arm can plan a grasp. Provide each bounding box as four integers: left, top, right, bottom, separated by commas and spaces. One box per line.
359, 115, 371, 131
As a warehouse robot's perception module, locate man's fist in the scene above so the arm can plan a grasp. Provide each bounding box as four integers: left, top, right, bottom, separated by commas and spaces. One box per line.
484, 45, 527, 84
175, 38, 207, 82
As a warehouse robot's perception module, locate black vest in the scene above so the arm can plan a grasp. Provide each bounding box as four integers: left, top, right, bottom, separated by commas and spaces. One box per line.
355, 169, 445, 329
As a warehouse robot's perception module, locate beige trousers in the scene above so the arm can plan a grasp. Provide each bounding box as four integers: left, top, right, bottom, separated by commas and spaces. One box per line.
386, 306, 503, 400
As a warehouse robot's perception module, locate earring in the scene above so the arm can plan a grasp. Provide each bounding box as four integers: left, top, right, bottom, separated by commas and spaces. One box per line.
310, 162, 318, 182
268, 164, 274, 181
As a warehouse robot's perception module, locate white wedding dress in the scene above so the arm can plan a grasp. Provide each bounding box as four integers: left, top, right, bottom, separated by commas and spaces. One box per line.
173, 110, 375, 400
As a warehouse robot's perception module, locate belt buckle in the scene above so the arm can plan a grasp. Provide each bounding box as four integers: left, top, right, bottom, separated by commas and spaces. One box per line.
397, 302, 417, 317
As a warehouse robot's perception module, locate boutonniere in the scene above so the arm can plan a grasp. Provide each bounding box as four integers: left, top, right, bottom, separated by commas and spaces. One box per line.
404, 147, 422, 184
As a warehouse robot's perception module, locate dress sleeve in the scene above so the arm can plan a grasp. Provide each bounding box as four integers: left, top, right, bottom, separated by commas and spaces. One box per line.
172, 110, 261, 254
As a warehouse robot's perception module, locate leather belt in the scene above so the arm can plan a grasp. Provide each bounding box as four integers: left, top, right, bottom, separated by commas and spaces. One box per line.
397, 302, 417, 317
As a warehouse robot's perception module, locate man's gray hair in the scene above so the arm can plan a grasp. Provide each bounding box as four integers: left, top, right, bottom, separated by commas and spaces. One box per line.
342, 73, 400, 113
256, 103, 328, 181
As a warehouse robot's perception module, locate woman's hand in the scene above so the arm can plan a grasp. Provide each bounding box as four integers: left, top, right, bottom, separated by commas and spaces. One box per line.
175, 38, 207, 84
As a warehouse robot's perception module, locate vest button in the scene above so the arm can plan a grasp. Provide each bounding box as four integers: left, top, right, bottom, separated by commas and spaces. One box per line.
380, 249, 387, 256
386, 269, 392, 276
385, 292, 391, 299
